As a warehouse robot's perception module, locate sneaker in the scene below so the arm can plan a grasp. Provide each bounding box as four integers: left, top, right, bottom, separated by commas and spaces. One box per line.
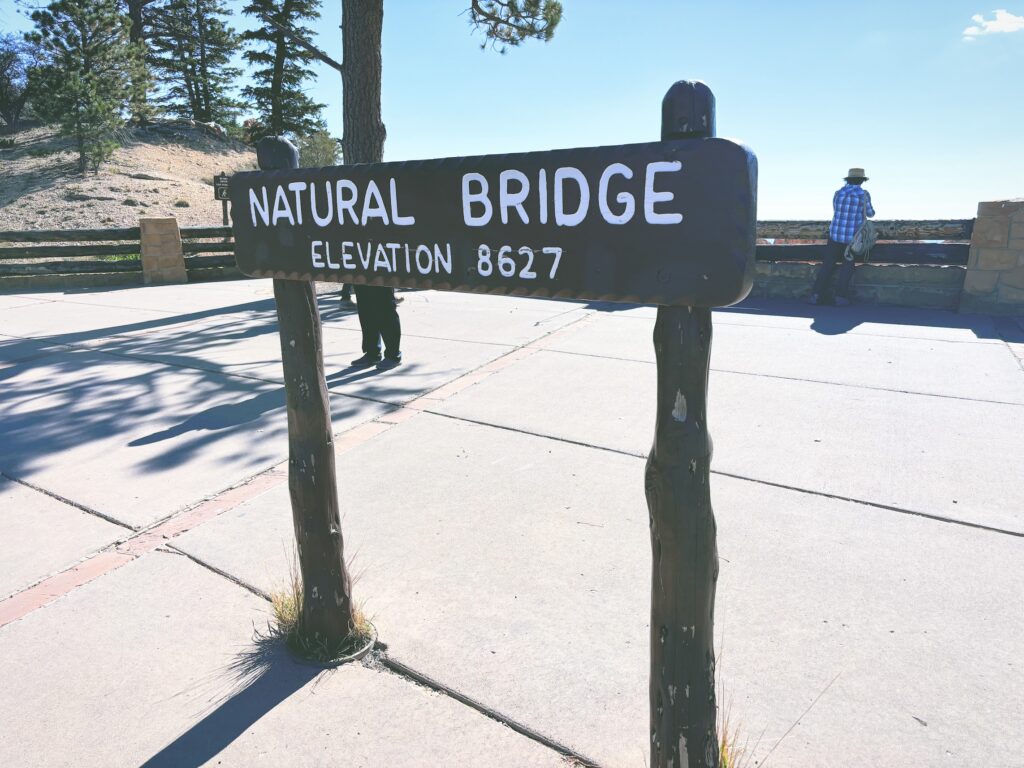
395, 296, 405, 304
350, 352, 382, 368
377, 351, 403, 369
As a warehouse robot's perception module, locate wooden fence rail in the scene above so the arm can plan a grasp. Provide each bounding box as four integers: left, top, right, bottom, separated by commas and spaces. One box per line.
0, 219, 976, 279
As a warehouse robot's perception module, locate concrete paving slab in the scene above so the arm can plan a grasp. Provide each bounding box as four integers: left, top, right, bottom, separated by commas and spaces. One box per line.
0, 294, 47, 310
0, 347, 389, 528
715, 299, 1007, 344
0, 477, 126, 598
81, 310, 516, 405
539, 313, 1024, 403
0, 335, 56, 369
434, 350, 1024, 533
321, 290, 589, 347
0, 299, 173, 342
0, 551, 564, 767
39, 282, 276, 316
170, 413, 1024, 767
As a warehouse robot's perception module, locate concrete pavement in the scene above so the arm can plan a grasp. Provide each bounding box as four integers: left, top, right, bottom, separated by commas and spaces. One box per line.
0, 281, 1021, 766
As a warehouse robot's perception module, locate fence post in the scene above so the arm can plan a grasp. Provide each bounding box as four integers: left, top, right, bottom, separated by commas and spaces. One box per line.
257, 136, 356, 647
645, 80, 720, 768
139, 217, 186, 285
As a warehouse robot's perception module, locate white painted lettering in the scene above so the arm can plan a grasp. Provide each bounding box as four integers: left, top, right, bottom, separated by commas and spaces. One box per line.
356, 242, 372, 269
311, 241, 325, 269
361, 181, 390, 226
538, 169, 548, 225
336, 180, 358, 225
388, 179, 415, 225
433, 243, 453, 274
324, 241, 339, 269
499, 169, 530, 225
287, 182, 307, 225
373, 243, 392, 271
554, 167, 589, 227
249, 186, 270, 227
644, 161, 683, 224
386, 243, 400, 271
271, 185, 295, 226
310, 181, 333, 227
415, 244, 433, 274
598, 163, 635, 224
341, 241, 355, 270
462, 173, 492, 226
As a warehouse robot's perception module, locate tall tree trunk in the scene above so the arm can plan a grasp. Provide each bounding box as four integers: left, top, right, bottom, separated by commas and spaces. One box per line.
126, 0, 149, 122
196, 5, 211, 122
341, 0, 385, 164
268, 0, 292, 135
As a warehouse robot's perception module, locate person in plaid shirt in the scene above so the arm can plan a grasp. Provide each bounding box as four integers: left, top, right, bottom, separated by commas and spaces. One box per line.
808, 167, 874, 306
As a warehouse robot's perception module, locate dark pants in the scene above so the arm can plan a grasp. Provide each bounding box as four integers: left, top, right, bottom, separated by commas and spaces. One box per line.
354, 285, 401, 356
811, 239, 855, 301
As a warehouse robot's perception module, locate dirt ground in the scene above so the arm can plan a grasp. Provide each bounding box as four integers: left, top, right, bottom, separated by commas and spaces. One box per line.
0, 125, 256, 232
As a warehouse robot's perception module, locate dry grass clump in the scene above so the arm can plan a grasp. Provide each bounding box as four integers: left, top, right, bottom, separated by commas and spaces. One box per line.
269, 564, 374, 664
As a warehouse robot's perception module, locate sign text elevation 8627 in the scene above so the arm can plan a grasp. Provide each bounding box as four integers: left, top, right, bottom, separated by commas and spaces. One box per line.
229, 138, 757, 307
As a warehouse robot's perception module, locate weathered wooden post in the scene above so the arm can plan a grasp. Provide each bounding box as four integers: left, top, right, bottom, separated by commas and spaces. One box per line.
646, 81, 721, 768
256, 136, 355, 648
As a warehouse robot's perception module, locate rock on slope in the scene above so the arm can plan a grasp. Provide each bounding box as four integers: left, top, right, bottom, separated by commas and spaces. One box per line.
0, 125, 256, 232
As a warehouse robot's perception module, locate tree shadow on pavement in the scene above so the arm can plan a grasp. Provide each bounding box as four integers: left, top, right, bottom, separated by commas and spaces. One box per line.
140, 636, 321, 767
719, 296, 1023, 340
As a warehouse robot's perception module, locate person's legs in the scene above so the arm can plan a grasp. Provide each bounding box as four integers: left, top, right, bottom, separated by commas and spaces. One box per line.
353, 285, 382, 360
340, 283, 352, 303
378, 288, 401, 361
835, 248, 857, 301
809, 240, 845, 303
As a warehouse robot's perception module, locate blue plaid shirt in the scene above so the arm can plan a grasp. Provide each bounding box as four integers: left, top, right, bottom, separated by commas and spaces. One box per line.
829, 184, 875, 244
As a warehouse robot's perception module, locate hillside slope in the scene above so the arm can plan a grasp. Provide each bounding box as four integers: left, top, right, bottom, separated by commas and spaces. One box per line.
0, 125, 256, 232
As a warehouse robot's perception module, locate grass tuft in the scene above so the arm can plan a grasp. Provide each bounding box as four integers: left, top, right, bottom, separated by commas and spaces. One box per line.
269, 561, 374, 664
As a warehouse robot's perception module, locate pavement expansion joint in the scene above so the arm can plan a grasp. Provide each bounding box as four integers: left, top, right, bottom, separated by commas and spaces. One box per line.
374, 654, 605, 768
0, 470, 136, 532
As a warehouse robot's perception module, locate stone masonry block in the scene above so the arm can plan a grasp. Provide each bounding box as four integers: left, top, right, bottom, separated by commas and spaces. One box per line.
963, 269, 999, 295
976, 248, 1018, 270
996, 281, 1024, 304
970, 216, 1010, 248
977, 199, 1024, 218
140, 216, 186, 285
858, 265, 964, 286
999, 265, 1024, 291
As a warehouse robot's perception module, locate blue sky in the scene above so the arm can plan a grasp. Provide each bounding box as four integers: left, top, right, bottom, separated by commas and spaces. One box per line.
3, 0, 1022, 218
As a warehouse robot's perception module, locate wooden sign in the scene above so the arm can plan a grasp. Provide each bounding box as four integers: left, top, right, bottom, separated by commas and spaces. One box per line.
214, 173, 230, 201
229, 139, 757, 307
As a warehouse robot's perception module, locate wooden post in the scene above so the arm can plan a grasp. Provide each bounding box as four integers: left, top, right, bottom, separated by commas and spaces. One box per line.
257, 136, 355, 647
646, 81, 720, 768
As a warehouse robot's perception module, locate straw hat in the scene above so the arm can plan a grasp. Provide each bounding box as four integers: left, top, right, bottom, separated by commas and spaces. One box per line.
845, 167, 868, 181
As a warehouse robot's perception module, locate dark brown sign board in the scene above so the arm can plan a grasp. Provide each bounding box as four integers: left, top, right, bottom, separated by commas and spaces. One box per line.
229, 138, 757, 307
214, 173, 230, 201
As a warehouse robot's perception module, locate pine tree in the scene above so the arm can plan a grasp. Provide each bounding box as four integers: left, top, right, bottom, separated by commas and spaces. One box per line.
241, 0, 325, 140
0, 35, 36, 133
148, 0, 242, 125
27, 0, 145, 173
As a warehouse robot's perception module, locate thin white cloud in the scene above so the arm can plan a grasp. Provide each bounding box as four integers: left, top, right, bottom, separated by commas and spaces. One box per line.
963, 9, 1024, 40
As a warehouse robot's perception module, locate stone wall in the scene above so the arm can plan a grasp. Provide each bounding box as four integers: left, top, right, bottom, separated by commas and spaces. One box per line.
139, 217, 187, 285
750, 261, 966, 310
959, 199, 1024, 315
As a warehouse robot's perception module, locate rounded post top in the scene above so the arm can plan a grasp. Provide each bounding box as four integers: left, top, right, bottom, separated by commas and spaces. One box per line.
661, 81, 716, 140
256, 136, 300, 171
